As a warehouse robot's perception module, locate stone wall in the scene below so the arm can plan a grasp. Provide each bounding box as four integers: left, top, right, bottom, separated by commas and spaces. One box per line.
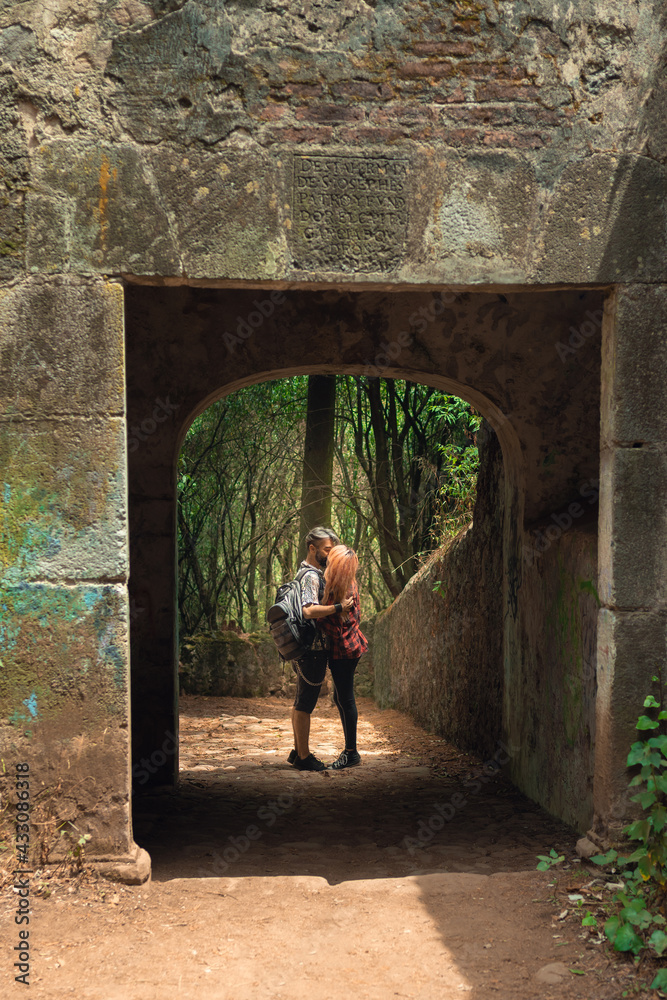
515, 511, 599, 831
1, 0, 666, 875
374, 422, 600, 833
374, 422, 504, 761
1, 2, 664, 284
179, 630, 290, 697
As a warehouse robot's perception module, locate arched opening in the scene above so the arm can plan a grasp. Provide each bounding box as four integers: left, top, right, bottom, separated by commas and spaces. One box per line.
125, 283, 602, 859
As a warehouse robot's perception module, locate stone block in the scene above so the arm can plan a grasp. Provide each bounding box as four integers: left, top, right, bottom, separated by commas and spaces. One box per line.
148, 146, 286, 280
595, 608, 667, 831
0, 277, 124, 418
31, 141, 181, 275
25, 193, 72, 273
537, 154, 667, 284
602, 285, 667, 446
419, 151, 539, 281
0, 418, 128, 583
598, 447, 667, 609
0, 582, 129, 725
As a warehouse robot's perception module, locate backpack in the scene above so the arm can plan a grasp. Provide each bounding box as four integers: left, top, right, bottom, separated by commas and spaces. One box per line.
267, 566, 320, 661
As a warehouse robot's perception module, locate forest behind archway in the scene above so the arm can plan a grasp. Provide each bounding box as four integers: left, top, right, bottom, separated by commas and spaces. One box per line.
177, 375, 480, 635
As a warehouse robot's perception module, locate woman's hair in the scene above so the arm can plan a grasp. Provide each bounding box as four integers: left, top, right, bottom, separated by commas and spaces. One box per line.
322, 545, 359, 607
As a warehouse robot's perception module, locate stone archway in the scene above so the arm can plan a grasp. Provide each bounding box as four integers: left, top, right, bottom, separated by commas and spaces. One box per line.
125, 282, 603, 840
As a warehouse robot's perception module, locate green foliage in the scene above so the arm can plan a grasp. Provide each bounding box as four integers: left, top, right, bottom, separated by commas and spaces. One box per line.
588, 672, 667, 985
178, 377, 482, 632
536, 848, 565, 871
428, 395, 481, 543
58, 827, 92, 873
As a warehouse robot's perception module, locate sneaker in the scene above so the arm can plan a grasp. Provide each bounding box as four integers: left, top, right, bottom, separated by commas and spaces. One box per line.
329, 749, 361, 770
287, 748, 298, 765
293, 753, 325, 772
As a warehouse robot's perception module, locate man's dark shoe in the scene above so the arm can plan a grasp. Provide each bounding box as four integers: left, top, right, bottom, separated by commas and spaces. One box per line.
293, 753, 325, 772
287, 748, 298, 765
329, 749, 361, 770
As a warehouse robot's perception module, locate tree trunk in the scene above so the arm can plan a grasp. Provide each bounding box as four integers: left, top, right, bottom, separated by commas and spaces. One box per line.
299, 374, 336, 547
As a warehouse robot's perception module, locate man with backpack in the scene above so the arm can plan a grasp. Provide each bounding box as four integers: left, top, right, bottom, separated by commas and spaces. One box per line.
287, 526, 353, 772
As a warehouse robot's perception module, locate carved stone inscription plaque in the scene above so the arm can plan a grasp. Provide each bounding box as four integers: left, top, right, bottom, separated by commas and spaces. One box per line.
293, 154, 409, 272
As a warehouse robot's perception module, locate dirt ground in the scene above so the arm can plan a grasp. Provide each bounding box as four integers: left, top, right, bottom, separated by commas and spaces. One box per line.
2, 694, 663, 999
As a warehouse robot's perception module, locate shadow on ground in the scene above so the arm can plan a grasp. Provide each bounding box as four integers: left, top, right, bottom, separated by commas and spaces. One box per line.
134, 695, 577, 886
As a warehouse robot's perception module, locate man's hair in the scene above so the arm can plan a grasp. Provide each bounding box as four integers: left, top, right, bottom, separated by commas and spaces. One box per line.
304, 526, 340, 554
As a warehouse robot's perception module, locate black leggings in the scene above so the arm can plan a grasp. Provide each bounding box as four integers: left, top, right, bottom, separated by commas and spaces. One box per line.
329, 657, 360, 751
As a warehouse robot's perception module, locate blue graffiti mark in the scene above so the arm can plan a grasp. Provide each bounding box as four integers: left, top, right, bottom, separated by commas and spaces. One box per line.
22, 691, 38, 718
83, 589, 100, 611
45, 534, 62, 558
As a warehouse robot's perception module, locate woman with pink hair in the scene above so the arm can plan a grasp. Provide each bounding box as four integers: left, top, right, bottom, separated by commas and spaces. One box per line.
318, 544, 368, 770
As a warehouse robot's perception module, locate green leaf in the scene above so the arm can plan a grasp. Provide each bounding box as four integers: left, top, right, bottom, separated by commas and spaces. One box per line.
569, 968, 586, 975
659, 710, 667, 720
649, 929, 667, 957
651, 968, 667, 990
582, 913, 597, 927
648, 735, 667, 753
604, 915, 621, 943
644, 695, 661, 708
536, 861, 549, 871
627, 745, 649, 766
637, 715, 660, 730
652, 805, 667, 833
591, 849, 618, 865
638, 790, 658, 809
612, 922, 644, 954
625, 819, 651, 841
638, 855, 655, 880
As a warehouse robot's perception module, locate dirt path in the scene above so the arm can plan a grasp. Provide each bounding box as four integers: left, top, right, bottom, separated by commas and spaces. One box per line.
1, 695, 648, 998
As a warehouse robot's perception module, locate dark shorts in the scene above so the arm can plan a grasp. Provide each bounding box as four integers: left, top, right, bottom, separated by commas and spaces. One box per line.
292, 650, 328, 714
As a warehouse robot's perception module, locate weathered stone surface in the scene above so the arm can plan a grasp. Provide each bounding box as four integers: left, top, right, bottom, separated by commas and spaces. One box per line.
0, 277, 124, 418
29, 142, 181, 275
0, 583, 129, 723
0, 0, 662, 284
374, 422, 504, 762
515, 520, 598, 832
292, 153, 409, 273
420, 152, 540, 283
594, 608, 667, 835
602, 285, 667, 446
536, 154, 667, 284
147, 145, 285, 280
575, 836, 599, 859
598, 447, 667, 610
93, 845, 151, 885
0, 419, 128, 582
180, 630, 287, 697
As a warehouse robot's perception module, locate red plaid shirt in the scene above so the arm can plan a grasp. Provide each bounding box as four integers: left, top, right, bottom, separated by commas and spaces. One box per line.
317, 583, 368, 660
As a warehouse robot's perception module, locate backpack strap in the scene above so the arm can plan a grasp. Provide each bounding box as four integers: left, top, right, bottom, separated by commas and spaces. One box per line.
295, 566, 321, 583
